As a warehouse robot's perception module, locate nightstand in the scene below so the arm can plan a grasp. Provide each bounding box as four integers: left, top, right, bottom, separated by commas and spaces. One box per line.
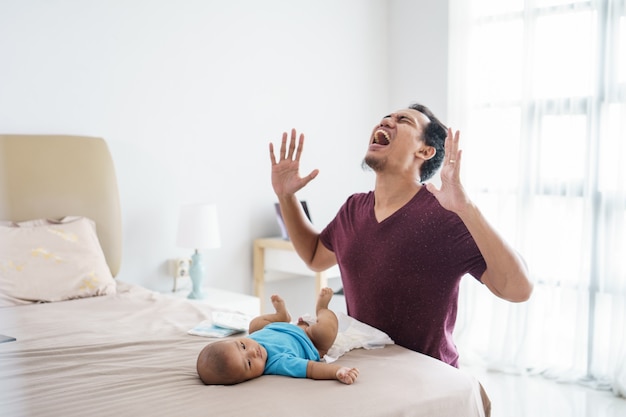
253, 237, 340, 313
169, 287, 260, 317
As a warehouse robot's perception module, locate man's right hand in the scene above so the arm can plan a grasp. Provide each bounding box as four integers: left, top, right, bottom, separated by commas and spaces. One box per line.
269, 128, 319, 197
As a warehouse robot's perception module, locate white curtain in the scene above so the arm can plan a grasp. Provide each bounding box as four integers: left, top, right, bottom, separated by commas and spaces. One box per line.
449, 0, 626, 398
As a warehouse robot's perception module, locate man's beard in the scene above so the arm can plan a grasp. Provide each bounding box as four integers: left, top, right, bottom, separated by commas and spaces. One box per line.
362, 154, 386, 172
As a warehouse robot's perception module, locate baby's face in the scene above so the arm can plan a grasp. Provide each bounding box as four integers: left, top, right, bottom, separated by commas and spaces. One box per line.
223, 337, 267, 383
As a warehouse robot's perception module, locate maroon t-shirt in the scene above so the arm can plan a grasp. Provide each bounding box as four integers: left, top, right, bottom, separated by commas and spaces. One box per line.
320, 188, 486, 367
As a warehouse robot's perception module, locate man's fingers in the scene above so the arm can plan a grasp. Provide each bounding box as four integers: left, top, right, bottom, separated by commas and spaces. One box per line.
286, 128, 297, 159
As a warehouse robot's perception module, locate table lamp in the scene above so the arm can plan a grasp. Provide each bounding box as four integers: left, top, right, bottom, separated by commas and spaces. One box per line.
176, 203, 221, 299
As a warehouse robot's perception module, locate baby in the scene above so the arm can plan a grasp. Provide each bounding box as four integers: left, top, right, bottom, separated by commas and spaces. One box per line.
196, 287, 359, 385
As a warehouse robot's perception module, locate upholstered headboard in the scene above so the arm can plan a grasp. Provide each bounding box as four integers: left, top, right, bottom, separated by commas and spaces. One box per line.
0, 135, 122, 277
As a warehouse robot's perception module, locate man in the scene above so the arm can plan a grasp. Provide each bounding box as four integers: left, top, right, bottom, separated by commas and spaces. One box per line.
268, 103, 533, 368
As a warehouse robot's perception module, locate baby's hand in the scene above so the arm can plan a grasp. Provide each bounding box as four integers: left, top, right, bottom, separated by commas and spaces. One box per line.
336, 367, 359, 385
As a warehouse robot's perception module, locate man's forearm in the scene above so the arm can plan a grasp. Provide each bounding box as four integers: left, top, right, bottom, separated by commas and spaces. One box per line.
458, 202, 533, 302
277, 194, 322, 266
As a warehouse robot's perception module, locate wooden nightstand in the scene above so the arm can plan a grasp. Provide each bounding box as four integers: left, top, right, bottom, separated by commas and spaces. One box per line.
253, 237, 340, 312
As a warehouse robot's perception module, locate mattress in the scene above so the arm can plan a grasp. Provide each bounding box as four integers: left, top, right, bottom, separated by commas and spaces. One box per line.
0, 282, 485, 417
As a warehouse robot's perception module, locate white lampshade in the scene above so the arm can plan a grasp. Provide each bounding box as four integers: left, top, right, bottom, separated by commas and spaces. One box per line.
176, 203, 221, 250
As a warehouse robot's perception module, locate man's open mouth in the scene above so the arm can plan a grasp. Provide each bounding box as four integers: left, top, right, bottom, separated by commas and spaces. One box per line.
373, 129, 390, 145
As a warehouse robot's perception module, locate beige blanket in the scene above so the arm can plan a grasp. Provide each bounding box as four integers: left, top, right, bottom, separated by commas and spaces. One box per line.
0, 282, 484, 417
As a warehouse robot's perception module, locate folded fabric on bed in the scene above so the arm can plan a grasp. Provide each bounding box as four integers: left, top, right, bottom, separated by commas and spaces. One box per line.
0, 216, 115, 306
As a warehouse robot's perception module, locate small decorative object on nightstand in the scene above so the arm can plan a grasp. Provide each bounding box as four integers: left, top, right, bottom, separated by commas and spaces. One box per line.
176, 203, 221, 299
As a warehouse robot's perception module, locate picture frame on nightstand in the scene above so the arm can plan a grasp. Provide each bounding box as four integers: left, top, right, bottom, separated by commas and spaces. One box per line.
274, 201, 311, 240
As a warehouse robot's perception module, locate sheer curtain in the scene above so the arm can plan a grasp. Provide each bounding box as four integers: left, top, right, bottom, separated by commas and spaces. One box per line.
449, 0, 626, 397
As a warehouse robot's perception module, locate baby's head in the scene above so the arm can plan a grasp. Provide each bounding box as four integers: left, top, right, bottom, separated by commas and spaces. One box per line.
196, 337, 267, 385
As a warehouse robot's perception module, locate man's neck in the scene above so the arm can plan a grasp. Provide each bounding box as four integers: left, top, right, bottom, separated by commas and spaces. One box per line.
372, 174, 422, 222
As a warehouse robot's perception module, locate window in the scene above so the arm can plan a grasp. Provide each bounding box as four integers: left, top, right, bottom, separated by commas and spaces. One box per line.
450, 0, 626, 391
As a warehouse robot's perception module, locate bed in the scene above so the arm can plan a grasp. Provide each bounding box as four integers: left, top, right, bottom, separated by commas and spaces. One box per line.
0, 135, 487, 417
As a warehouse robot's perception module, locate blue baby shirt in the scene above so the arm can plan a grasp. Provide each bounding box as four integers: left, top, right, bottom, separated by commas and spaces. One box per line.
249, 322, 320, 378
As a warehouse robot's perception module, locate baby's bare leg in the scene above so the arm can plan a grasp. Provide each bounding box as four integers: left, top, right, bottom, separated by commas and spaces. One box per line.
248, 295, 292, 333
305, 288, 338, 358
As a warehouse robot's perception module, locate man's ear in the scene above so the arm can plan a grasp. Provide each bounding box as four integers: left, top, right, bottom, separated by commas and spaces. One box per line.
415, 146, 436, 161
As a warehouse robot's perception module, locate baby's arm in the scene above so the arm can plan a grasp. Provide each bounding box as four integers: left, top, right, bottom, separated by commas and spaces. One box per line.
306, 361, 359, 385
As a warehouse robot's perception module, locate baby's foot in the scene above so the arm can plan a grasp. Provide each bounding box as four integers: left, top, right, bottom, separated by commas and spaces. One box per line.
315, 287, 334, 313
270, 294, 291, 322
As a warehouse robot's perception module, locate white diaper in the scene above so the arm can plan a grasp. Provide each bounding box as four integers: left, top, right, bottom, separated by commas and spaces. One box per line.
295, 312, 394, 363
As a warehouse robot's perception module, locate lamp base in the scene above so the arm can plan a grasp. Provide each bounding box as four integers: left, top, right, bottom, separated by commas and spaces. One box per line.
187, 290, 205, 300
187, 250, 205, 300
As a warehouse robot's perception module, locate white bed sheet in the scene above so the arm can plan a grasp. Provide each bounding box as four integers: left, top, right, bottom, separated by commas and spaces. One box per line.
0, 282, 485, 417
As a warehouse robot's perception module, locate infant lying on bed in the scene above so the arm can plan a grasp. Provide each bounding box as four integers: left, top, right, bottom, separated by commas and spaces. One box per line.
196, 288, 359, 385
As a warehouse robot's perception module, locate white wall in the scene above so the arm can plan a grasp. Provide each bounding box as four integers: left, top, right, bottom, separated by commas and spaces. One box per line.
388, 0, 448, 119
0, 0, 448, 295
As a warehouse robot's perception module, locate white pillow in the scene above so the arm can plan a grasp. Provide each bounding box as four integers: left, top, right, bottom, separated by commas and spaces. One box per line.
0, 216, 116, 306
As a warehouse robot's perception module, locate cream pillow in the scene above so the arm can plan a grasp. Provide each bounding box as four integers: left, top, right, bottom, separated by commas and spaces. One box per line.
0, 216, 116, 306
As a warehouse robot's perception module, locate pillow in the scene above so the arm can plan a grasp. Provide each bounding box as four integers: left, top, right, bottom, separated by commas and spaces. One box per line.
298, 311, 395, 363
0, 216, 116, 306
